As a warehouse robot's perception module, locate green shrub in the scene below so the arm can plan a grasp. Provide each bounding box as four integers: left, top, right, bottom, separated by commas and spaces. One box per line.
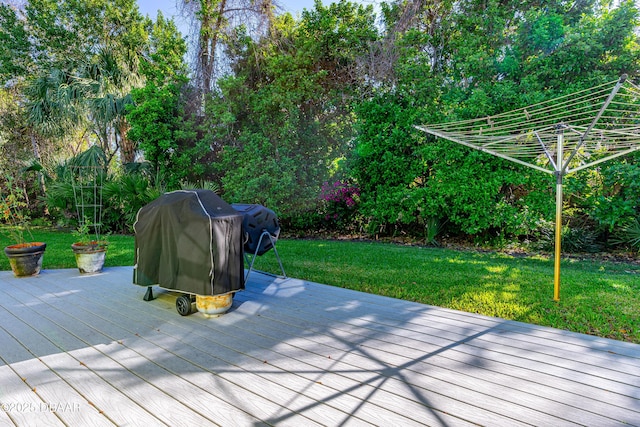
532, 219, 602, 253
611, 218, 640, 252
103, 173, 162, 233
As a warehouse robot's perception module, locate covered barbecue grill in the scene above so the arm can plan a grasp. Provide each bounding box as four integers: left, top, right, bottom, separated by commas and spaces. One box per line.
133, 190, 245, 315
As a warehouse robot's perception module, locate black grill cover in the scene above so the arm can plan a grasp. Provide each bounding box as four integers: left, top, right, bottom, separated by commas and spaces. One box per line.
133, 190, 245, 296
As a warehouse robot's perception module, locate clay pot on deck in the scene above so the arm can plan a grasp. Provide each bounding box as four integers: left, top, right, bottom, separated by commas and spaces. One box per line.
4, 242, 46, 277
71, 241, 107, 274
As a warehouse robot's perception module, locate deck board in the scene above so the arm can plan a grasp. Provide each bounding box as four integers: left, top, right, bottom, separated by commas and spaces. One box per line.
233, 311, 616, 425
228, 305, 632, 426
0, 266, 639, 426
3, 358, 113, 427
0, 363, 66, 426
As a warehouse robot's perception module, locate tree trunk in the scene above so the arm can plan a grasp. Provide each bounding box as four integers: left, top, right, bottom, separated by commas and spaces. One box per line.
30, 133, 48, 207
118, 119, 135, 164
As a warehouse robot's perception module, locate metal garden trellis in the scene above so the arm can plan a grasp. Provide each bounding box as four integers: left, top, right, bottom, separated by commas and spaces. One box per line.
70, 146, 107, 242
416, 74, 640, 300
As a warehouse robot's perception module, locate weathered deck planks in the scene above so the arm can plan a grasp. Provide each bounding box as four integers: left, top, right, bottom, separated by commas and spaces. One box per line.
0, 266, 638, 426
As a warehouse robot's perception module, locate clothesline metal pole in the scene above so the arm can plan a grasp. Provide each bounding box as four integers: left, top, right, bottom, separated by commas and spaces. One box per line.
554, 128, 564, 301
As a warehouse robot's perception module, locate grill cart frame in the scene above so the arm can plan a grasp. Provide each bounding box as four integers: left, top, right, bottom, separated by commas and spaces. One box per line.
232, 203, 286, 281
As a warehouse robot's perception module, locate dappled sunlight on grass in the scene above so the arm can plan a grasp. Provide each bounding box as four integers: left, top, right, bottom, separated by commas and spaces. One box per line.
609, 281, 635, 291
449, 289, 533, 319
446, 257, 487, 265
485, 265, 508, 274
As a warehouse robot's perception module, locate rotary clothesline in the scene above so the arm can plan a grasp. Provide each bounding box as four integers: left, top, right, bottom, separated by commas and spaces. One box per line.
416, 75, 640, 176
416, 75, 640, 300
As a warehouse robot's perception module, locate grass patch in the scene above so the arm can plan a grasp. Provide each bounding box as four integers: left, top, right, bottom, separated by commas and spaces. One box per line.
0, 227, 134, 269
2, 230, 639, 343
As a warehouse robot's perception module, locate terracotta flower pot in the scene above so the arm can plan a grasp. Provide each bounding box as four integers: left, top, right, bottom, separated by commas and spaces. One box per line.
4, 242, 46, 277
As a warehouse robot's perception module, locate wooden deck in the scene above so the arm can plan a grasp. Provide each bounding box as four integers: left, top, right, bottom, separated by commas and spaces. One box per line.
0, 267, 638, 426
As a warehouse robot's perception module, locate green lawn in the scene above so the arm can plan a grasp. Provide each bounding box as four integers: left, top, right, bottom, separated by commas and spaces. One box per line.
2, 228, 639, 343
0, 227, 134, 270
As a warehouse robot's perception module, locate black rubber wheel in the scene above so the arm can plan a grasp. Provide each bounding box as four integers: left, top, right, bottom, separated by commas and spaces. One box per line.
176, 294, 192, 316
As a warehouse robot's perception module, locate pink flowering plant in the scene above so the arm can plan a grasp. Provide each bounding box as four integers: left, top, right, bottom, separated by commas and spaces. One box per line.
319, 180, 361, 230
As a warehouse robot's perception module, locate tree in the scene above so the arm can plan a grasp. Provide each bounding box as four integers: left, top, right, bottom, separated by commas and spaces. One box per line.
180, 0, 275, 94
207, 1, 378, 222
0, 2, 32, 84
0, 0, 149, 165
351, 0, 640, 241
0, 87, 34, 190
126, 12, 205, 189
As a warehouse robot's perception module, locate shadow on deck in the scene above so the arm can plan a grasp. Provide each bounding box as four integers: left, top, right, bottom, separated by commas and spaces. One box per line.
0, 267, 638, 426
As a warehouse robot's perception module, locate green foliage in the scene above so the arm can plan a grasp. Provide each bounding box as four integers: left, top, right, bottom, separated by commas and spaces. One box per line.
532, 219, 603, 253
611, 219, 640, 252
103, 170, 162, 233
353, 88, 554, 239
588, 159, 640, 232
211, 1, 379, 220
8, 0, 148, 163
0, 176, 34, 244
0, 88, 39, 192
43, 156, 162, 234
350, 0, 640, 244
44, 179, 75, 226
0, 5, 32, 83
561, 225, 603, 253
219, 130, 320, 212
126, 13, 202, 190
127, 80, 187, 187
180, 179, 220, 193
423, 216, 446, 247
72, 219, 108, 246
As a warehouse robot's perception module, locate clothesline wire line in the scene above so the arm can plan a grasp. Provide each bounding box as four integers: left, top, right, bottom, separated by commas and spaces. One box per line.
424, 81, 640, 145
417, 76, 640, 175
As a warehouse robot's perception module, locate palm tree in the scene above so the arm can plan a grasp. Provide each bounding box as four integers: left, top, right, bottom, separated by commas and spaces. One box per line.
25, 47, 140, 164
82, 47, 140, 164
